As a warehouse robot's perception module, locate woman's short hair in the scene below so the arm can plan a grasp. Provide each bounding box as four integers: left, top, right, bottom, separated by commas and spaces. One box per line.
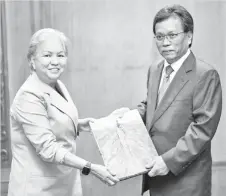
153, 5, 194, 35
27, 28, 69, 70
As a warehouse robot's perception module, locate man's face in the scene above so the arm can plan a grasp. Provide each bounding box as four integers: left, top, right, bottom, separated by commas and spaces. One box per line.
155, 16, 192, 64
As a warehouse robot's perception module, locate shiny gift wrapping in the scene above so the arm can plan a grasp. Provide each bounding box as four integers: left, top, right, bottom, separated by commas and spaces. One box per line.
89, 109, 158, 180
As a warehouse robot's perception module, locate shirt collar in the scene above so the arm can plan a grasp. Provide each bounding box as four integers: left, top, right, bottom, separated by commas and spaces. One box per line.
164, 49, 191, 73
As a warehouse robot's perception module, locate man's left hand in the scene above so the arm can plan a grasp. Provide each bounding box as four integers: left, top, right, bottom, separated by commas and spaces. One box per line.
146, 156, 169, 177
78, 118, 95, 132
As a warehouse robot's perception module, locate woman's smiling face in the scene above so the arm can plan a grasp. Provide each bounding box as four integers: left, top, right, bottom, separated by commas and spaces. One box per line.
32, 34, 67, 86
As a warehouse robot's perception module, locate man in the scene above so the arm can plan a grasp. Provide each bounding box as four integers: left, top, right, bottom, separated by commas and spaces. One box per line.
137, 4, 222, 196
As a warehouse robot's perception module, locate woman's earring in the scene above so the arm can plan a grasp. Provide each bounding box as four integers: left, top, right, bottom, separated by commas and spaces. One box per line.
31, 63, 36, 71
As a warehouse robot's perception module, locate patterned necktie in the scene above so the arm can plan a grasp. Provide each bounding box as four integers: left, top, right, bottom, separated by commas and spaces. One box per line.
157, 64, 174, 106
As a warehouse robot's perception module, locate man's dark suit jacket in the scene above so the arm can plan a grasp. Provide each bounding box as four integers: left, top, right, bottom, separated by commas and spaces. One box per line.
138, 52, 222, 196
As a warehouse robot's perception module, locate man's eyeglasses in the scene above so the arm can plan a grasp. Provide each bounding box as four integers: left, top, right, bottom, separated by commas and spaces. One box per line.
154, 32, 185, 42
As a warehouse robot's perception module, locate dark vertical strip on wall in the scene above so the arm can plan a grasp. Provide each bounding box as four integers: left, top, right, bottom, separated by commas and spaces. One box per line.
29, 0, 35, 34
0, 0, 11, 168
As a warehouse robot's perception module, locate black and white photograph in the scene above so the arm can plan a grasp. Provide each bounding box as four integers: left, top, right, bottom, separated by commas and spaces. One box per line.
1, 0, 226, 196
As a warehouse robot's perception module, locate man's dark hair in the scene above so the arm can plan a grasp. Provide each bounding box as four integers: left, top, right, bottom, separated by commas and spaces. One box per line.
153, 5, 194, 47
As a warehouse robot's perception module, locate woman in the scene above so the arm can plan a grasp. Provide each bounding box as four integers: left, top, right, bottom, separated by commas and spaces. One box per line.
8, 28, 118, 196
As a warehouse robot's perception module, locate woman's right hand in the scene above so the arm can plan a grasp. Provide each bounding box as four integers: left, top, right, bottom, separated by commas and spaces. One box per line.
90, 164, 119, 186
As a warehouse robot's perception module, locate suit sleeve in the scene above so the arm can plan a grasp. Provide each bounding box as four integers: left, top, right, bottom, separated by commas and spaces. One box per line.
137, 66, 151, 123
11, 91, 70, 164
162, 69, 222, 175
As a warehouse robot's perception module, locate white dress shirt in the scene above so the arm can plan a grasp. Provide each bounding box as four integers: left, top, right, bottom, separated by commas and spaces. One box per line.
158, 49, 191, 92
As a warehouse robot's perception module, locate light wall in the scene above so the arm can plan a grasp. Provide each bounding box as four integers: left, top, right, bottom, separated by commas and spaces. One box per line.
3, 0, 226, 195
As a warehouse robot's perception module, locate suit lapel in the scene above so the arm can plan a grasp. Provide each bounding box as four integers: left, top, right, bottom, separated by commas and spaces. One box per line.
146, 61, 164, 131
150, 52, 195, 128
50, 81, 78, 132
29, 73, 78, 132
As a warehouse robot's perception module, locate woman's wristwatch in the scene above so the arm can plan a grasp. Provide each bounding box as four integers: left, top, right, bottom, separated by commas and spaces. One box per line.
82, 162, 91, 175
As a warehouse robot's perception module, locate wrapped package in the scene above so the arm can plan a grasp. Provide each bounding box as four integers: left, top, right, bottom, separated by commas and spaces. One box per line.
89, 109, 158, 180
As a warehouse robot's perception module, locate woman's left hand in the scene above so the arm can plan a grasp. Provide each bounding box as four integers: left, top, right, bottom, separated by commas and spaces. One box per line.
78, 118, 95, 132
91, 164, 119, 186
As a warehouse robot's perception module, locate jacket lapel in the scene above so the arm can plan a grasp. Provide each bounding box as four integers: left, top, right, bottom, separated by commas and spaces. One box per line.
29, 73, 78, 132
50, 81, 78, 132
150, 52, 195, 128
146, 61, 164, 131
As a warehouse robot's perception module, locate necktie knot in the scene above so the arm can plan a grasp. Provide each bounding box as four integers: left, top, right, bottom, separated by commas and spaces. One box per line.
165, 65, 174, 79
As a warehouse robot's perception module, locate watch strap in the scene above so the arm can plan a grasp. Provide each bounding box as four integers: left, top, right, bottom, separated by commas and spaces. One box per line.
82, 162, 91, 175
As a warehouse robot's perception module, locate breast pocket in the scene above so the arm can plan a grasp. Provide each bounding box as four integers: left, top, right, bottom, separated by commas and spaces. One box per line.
170, 98, 192, 108
169, 98, 193, 126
